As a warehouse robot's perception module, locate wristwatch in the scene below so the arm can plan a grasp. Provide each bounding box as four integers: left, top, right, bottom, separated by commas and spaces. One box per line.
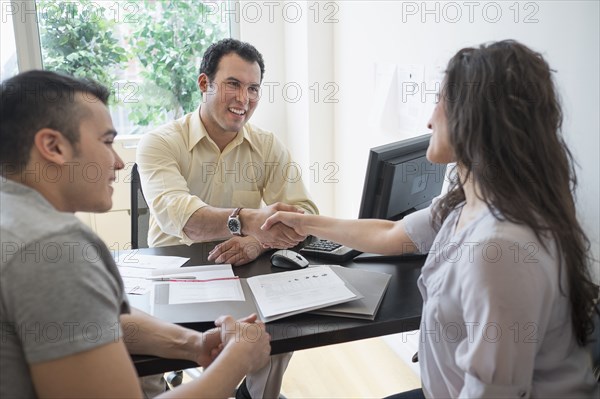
227, 207, 244, 236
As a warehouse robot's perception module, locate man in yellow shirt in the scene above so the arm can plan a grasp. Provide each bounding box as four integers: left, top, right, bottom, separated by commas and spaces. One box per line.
137, 38, 318, 398
137, 38, 317, 265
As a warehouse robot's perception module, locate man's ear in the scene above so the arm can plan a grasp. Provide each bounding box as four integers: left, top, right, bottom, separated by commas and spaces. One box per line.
198, 74, 209, 93
33, 128, 73, 165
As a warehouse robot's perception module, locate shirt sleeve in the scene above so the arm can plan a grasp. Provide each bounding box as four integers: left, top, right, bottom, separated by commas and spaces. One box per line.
137, 129, 206, 245
261, 134, 319, 215
2, 233, 125, 364
402, 199, 440, 254
455, 237, 553, 398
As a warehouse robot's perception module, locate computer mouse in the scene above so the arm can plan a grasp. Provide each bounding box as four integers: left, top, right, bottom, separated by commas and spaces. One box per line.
270, 250, 309, 270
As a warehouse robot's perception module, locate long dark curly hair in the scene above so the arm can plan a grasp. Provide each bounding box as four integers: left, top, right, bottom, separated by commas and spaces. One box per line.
433, 40, 598, 345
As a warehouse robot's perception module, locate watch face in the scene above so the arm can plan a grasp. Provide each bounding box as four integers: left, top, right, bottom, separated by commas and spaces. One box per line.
228, 218, 241, 233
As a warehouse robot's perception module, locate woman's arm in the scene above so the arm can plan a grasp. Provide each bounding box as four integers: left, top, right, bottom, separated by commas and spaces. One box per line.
261, 212, 418, 255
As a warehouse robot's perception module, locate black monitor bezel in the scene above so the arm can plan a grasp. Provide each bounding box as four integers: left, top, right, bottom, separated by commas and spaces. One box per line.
358, 133, 437, 219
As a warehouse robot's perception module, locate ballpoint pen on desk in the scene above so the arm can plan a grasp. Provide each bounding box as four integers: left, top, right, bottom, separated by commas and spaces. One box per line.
145, 276, 240, 283
145, 276, 197, 281
167, 276, 241, 283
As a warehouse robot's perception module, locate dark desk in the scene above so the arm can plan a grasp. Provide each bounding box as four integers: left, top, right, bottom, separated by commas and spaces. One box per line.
131, 242, 424, 376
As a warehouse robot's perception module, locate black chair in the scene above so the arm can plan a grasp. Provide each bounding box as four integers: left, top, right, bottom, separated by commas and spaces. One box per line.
589, 289, 600, 382
130, 163, 183, 387
130, 163, 150, 249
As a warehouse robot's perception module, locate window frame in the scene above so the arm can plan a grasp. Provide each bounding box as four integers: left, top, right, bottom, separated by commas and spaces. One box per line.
12, 0, 240, 72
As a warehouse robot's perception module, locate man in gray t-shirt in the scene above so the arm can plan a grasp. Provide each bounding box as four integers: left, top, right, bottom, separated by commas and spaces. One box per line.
0, 179, 129, 398
0, 70, 271, 398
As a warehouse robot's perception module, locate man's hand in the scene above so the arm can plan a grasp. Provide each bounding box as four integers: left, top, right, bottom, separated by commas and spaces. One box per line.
193, 328, 223, 367
207, 236, 266, 266
213, 314, 271, 374
241, 203, 306, 248
261, 211, 307, 238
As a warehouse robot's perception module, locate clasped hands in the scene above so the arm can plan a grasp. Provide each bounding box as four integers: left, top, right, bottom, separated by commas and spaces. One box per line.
198, 313, 271, 374
208, 203, 306, 266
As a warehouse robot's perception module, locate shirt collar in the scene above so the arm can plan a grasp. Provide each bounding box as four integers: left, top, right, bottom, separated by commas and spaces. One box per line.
188, 106, 258, 152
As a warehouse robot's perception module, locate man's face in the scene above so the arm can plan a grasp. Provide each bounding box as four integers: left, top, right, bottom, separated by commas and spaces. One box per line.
63, 96, 124, 213
199, 53, 262, 138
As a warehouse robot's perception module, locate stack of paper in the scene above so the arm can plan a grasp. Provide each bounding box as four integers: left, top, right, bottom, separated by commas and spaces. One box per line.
114, 253, 190, 295
311, 265, 391, 320
122, 259, 390, 324
160, 265, 245, 304
246, 265, 362, 322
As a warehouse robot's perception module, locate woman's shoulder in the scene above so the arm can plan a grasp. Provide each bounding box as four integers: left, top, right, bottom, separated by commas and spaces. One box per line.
462, 209, 559, 281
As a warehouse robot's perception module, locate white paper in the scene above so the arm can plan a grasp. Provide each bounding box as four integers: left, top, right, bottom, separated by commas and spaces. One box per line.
369, 62, 400, 130
166, 264, 245, 305
168, 279, 245, 304
153, 264, 233, 278
115, 252, 189, 269
122, 277, 153, 295
118, 266, 150, 278
396, 64, 424, 134
246, 265, 358, 318
115, 253, 190, 291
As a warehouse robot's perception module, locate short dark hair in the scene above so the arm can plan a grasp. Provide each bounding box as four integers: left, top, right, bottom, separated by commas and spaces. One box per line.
199, 38, 265, 82
0, 70, 109, 171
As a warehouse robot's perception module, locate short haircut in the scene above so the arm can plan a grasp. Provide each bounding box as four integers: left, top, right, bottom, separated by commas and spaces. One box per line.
199, 38, 265, 82
0, 70, 109, 171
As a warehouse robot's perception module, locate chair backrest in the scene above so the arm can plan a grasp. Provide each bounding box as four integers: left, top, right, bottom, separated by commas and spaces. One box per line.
130, 163, 150, 249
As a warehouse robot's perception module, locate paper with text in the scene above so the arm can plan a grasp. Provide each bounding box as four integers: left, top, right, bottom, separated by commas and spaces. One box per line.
115, 252, 189, 270
247, 265, 358, 319
122, 277, 153, 295
166, 265, 245, 305
115, 253, 191, 287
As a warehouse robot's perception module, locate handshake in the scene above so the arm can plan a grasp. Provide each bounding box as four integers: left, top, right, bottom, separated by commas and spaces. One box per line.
243, 202, 308, 249
207, 202, 310, 266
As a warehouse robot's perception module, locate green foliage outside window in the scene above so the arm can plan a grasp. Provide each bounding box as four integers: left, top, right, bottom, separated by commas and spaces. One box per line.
38, 0, 227, 128
127, 0, 226, 126
38, 0, 127, 101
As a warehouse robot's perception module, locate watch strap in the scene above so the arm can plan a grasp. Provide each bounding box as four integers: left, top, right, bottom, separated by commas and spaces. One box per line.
228, 207, 244, 236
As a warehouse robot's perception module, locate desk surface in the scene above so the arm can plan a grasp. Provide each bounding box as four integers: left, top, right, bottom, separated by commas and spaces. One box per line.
131, 243, 424, 376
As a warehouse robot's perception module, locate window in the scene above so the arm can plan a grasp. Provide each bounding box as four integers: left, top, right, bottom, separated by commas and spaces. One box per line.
1, 7, 19, 79
14, 0, 233, 134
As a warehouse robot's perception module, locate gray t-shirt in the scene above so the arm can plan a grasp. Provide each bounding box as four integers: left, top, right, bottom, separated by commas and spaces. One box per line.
0, 179, 130, 398
403, 200, 597, 398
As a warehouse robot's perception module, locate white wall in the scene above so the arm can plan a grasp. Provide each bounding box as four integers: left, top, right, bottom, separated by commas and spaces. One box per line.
331, 0, 599, 278
240, 1, 337, 216
240, 0, 599, 279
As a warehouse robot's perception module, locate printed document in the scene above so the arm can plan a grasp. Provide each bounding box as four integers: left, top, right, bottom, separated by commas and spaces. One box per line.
115, 252, 190, 269
165, 265, 245, 305
246, 265, 359, 321
115, 253, 191, 292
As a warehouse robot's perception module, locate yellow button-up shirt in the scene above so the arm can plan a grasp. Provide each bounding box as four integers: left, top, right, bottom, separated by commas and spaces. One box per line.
137, 108, 318, 247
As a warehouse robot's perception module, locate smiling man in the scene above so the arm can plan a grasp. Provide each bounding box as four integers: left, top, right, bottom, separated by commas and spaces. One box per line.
136, 39, 317, 398
0, 70, 271, 398
137, 39, 318, 264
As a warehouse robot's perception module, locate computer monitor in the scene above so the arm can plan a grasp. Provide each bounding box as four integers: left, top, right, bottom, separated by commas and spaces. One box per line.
300, 134, 446, 262
358, 134, 447, 221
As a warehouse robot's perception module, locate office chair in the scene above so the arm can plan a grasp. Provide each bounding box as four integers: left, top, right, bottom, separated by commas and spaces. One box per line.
130, 163, 183, 388
589, 289, 600, 382
130, 163, 150, 250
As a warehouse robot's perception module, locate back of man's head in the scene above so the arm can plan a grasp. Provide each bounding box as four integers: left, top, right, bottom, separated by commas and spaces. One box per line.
199, 38, 265, 82
0, 70, 109, 174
